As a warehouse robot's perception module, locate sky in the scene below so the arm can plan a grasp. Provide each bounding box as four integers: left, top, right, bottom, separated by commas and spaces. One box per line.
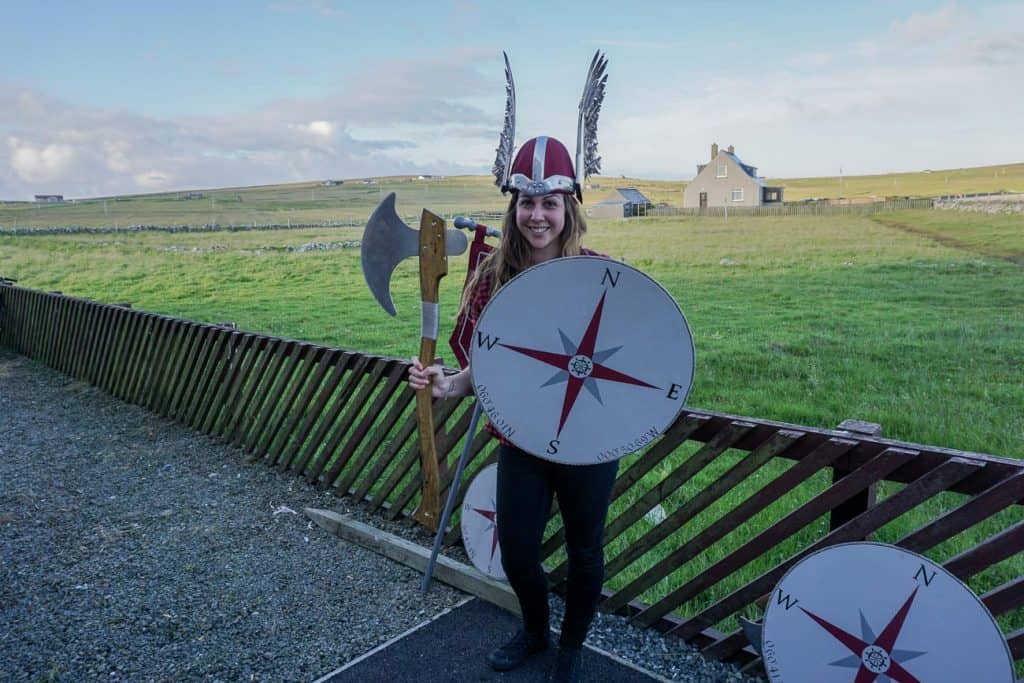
2, 0, 1022, 200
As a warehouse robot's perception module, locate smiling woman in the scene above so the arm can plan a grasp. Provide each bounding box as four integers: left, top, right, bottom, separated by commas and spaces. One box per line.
514, 192, 566, 260
404, 51, 617, 683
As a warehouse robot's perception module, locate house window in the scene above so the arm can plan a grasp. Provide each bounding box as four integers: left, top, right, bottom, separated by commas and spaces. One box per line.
731, 188, 744, 202
716, 164, 728, 178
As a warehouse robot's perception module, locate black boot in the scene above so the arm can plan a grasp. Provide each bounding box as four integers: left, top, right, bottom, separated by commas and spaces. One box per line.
550, 646, 583, 682
486, 628, 550, 671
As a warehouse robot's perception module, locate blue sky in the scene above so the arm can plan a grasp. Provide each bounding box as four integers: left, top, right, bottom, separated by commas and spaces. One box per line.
2, 0, 1022, 199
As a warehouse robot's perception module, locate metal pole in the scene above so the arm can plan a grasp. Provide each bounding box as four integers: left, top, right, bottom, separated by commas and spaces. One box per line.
421, 400, 485, 593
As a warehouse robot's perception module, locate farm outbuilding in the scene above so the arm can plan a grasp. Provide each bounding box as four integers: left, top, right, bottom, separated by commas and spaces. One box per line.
683, 143, 784, 208
586, 188, 654, 219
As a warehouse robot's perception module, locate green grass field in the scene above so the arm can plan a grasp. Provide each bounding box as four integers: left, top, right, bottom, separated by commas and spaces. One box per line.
3, 191, 1022, 665
5, 209, 1019, 458
2, 161, 1022, 229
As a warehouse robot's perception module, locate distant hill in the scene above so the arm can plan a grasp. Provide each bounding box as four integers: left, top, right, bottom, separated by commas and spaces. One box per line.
2, 162, 1021, 229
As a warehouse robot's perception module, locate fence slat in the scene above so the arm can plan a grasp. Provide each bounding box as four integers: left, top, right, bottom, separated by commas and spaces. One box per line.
335, 383, 418, 495
113, 312, 149, 401
256, 345, 323, 461
297, 354, 374, 482
71, 300, 98, 383
601, 437, 858, 615
279, 351, 354, 473
982, 577, 1024, 617
228, 337, 286, 446
98, 306, 131, 392
260, 345, 327, 464
321, 361, 408, 491
383, 397, 464, 518
682, 454, 981, 647
354, 405, 420, 504
171, 325, 219, 421
84, 304, 113, 385
605, 429, 806, 584
305, 357, 393, 478
158, 322, 202, 417
1008, 628, 1023, 660
241, 341, 305, 454
945, 519, 1024, 581
182, 327, 233, 428
898, 470, 1024, 553
630, 445, 915, 628
191, 329, 242, 432
147, 319, 190, 413
548, 421, 757, 586
212, 335, 267, 438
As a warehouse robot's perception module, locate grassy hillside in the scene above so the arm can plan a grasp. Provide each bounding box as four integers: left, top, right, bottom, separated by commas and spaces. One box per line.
3, 209, 1021, 461
772, 162, 1024, 201
2, 162, 1020, 229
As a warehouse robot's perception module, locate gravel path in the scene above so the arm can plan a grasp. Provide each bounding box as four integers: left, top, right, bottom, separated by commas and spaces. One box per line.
0, 349, 764, 682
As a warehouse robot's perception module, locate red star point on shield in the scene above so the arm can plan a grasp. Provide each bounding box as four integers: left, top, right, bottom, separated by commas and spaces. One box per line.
471, 505, 499, 562
800, 586, 924, 683
498, 291, 660, 437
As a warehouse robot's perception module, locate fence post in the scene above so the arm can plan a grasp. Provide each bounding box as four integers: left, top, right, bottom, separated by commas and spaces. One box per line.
829, 418, 882, 535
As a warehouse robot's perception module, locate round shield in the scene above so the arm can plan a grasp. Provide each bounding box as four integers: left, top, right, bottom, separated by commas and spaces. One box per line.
761, 542, 1014, 683
460, 464, 505, 580
469, 256, 694, 465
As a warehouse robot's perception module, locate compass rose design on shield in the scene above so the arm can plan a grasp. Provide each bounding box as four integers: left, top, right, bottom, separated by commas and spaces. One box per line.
761, 542, 1015, 683
460, 464, 505, 580
799, 588, 927, 681
497, 289, 660, 438
469, 256, 695, 465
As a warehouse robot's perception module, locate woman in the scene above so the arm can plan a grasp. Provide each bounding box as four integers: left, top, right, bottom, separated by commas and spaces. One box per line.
408, 135, 616, 683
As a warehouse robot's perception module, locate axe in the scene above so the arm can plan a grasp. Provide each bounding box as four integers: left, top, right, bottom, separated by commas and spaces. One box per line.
361, 192, 468, 531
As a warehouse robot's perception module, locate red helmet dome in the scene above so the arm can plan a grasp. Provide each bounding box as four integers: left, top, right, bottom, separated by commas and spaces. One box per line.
506, 136, 577, 197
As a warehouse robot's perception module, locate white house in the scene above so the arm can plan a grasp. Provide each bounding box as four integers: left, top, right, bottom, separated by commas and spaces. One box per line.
683, 144, 783, 208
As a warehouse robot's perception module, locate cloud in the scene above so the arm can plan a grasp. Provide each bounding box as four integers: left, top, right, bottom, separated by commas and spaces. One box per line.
596, 3, 1024, 179
890, 2, 960, 43
134, 170, 174, 189
7, 137, 76, 183
601, 37, 1022, 179
0, 50, 498, 199
294, 120, 335, 137
958, 32, 1024, 65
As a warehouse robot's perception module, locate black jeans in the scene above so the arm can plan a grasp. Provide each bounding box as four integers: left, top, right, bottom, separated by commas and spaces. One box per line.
496, 444, 618, 648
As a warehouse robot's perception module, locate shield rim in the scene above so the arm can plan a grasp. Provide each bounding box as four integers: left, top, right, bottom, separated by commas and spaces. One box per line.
468, 255, 695, 464
760, 540, 1014, 681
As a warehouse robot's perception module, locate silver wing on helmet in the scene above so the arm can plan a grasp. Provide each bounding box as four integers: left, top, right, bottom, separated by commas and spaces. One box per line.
575, 50, 608, 189
492, 50, 608, 198
492, 51, 516, 192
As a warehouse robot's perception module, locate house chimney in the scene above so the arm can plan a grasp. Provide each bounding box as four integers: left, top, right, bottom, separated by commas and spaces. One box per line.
727, 144, 735, 154
711, 143, 718, 160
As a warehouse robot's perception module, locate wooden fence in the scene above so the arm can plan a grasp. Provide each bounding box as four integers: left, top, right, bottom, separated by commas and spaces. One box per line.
2, 282, 1021, 675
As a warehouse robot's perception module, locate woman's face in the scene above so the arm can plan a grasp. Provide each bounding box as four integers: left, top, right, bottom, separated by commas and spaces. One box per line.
515, 192, 566, 262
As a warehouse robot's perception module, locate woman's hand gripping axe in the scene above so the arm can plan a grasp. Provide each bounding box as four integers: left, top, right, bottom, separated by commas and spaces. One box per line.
361, 192, 468, 531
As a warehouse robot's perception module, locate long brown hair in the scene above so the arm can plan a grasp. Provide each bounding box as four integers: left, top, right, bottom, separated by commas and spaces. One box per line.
459, 192, 588, 312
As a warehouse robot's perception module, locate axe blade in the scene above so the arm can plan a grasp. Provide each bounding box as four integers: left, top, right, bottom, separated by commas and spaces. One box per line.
361, 192, 420, 316
361, 192, 469, 316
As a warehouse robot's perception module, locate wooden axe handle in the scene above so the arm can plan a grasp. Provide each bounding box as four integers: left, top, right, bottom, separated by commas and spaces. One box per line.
411, 209, 448, 531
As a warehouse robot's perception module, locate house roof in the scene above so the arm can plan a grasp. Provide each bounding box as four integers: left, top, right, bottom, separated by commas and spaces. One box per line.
615, 188, 652, 204
721, 152, 765, 187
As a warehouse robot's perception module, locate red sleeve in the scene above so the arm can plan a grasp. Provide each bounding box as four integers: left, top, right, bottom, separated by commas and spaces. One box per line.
465, 272, 492, 332
449, 271, 492, 369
